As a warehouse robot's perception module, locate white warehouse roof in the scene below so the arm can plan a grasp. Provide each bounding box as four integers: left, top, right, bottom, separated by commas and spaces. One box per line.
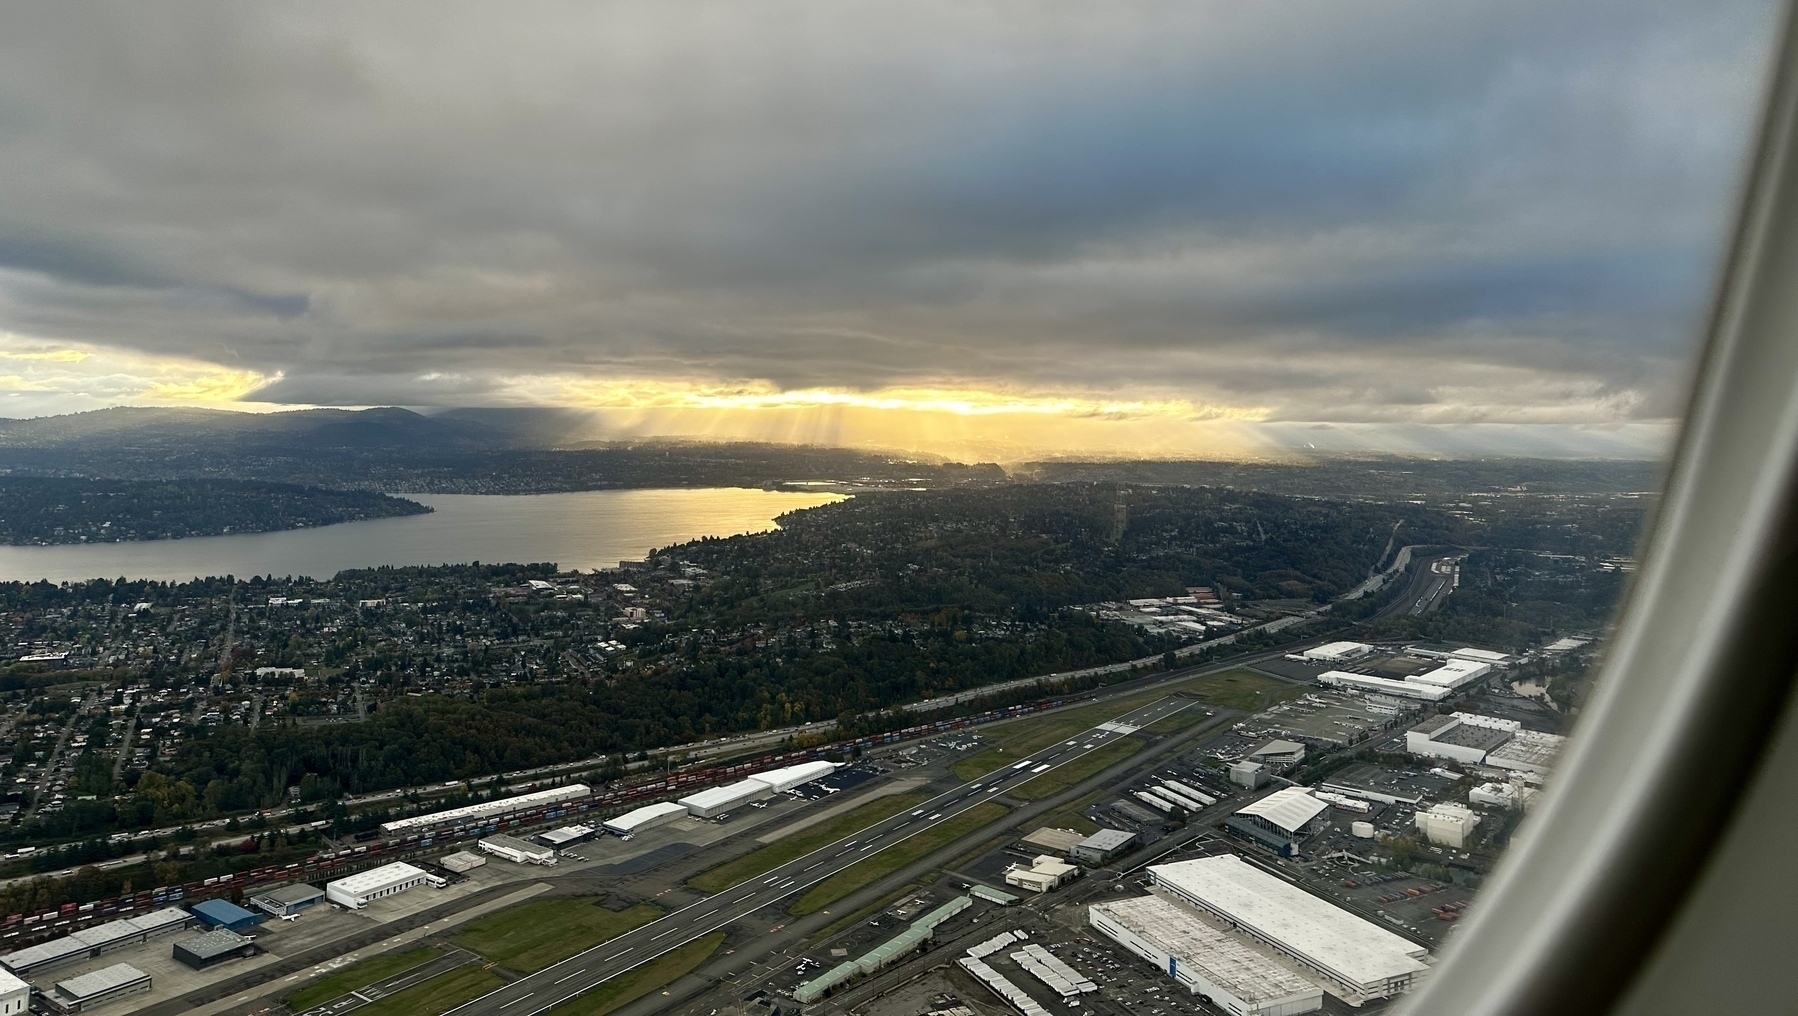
753, 760, 839, 792
1151, 855, 1428, 997
603, 801, 688, 834
1409, 659, 1493, 688
380, 784, 590, 836
328, 861, 430, 897
679, 778, 771, 812
1235, 788, 1329, 835
1092, 896, 1320, 1006
1317, 671, 1451, 701
1302, 642, 1373, 662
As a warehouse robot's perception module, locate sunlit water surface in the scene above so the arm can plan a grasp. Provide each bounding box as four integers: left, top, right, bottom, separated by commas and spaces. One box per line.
0, 488, 846, 582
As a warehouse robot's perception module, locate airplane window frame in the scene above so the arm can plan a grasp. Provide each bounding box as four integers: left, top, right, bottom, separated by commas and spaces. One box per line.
1399, 5, 1798, 1014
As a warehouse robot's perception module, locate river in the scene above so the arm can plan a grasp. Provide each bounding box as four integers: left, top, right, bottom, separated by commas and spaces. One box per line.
0, 488, 846, 583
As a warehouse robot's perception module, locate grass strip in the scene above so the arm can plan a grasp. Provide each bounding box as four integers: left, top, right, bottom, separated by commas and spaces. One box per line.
1036, 790, 1107, 835
546, 932, 727, 1016
1175, 668, 1307, 711
455, 899, 661, 973
355, 964, 506, 1016
688, 792, 929, 893
286, 946, 439, 1010
790, 802, 1009, 915
1011, 739, 1143, 801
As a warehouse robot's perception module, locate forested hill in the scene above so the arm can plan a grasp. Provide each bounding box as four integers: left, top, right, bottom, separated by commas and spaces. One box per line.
0, 477, 429, 545
0, 407, 1005, 492
672, 484, 1463, 620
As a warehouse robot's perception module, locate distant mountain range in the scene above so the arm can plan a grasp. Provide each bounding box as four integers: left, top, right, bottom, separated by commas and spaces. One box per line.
0, 406, 1659, 498
0, 407, 1005, 492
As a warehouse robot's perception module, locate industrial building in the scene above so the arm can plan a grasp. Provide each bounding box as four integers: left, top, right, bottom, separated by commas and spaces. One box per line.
1415, 803, 1481, 848
970, 885, 1020, 906
1021, 827, 1087, 854
1011, 942, 1098, 1000
1153, 783, 1211, 813
1319, 763, 1452, 806
190, 898, 263, 932
678, 778, 772, 819
602, 801, 687, 837
792, 896, 971, 1003
1407, 644, 1514, 666
1406, 713, 1518, 764
478, 833, 558, 865
1230, 760, 1270, 789
1470, 781, 1538, 811
0, 907, 198, 976
172, 928, 256, 970
751, 760, 839, 792
249, 883, 325, 919
1069, 829, 1138, 865
1485, 729, 1567, 776
1151, 856, 1429, 1003
1405, 712, 1565, 777
1249, 740, 1307, 769
535, 824, 596, 850
440, 851, 486, 873
1090, 896, 1324, 1015
1163, 780, 1218, 808
1226, 788, 1329, 857
1005, 855, 1080, 893
0, 968, 27, 1016
960, 933, 1052, 1016
47, 963, 151, 1013
378, 783, 591, 837
325, 862, 442, 909
1301, 641, 1374, 663
1317, 657, 1492, 701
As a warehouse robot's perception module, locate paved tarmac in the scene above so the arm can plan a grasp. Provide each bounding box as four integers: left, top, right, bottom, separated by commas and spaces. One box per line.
441, 696, 1196, 1016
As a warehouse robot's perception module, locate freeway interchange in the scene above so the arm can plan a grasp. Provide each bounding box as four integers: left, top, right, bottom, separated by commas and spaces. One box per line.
441, 696, 1197, 1016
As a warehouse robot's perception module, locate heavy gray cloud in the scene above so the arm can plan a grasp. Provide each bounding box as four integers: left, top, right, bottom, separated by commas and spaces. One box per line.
0, 0, 1778, 454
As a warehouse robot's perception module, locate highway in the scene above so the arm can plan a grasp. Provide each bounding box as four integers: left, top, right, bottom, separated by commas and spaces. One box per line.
442, 695, 1196, 1016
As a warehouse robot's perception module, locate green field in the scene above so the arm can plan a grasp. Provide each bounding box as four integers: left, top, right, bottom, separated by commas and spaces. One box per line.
1036, 790, 1107, 835
546, 932, 726, 1015
688, 792, 928, 893
285, 946, 440, 1010
1010, 738, 1142, 800
791, 802, 1009, 915
1175, 668, 1307, 711
456, 899, 661, 972
354, 964, 506, 1016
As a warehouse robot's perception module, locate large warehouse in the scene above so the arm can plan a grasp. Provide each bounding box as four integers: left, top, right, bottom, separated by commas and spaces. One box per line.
379, 783, 591, 837
1150, 856, 1429, 1003
1406, 713, 1519, 765
1301, 641, 1373, 663
50, 962, 152, 1013
249, 883, 326, 919
1317, 658, 1491, 701
1090, 896, 1323, 1016
0, 968, 27, 1016
679, 777, 772, 819
751, 761, 839, 792
1225, 788, 1329, 857
0, 907, 198, 976
478, 834, 557, 865
603, 801, 688, 836
325, 862, 442, 909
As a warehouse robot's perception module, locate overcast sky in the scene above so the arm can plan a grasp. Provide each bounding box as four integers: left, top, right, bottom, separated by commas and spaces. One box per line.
0, 1, 1780, 459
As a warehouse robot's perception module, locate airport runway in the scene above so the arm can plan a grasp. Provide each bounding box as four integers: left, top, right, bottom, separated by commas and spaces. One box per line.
441, 695, 1196, 1016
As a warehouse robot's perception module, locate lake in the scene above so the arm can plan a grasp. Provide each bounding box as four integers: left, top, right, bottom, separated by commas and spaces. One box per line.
0, 488, 847, 583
